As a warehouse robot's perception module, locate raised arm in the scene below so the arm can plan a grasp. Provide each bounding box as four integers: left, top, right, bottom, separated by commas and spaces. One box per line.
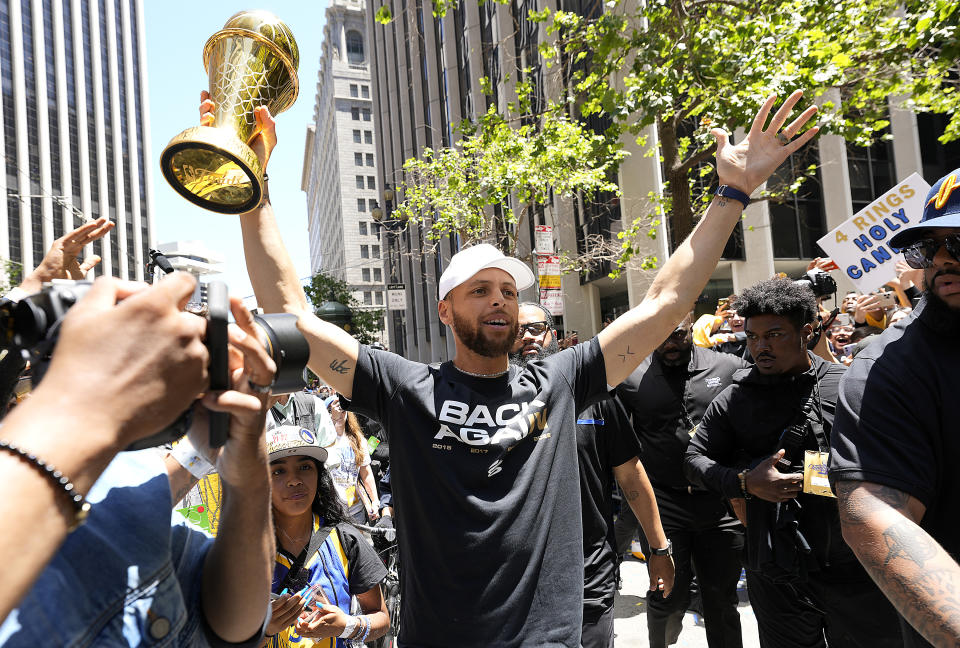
835, 481, 960, 644
598, 91, 819, 386
202, 91, 359, 397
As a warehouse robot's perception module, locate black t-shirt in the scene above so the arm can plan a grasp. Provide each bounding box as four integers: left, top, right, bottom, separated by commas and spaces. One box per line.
576, 395, 639, 616
616, 346, 748, 487
344, 339, 608, 648
830, 298, 960, 646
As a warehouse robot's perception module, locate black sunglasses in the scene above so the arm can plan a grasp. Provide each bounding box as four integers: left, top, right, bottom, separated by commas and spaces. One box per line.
517, 321, 550, 337
901, 234, 960, 269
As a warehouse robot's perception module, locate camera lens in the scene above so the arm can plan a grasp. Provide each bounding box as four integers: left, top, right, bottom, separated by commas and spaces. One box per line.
253, 313, 310, 394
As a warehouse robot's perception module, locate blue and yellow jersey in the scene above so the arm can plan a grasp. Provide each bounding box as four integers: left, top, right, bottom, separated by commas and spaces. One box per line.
270, 515, 352, 648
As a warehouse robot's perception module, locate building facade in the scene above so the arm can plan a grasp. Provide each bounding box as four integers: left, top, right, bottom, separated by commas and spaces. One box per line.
365, 0, 960, 362
0, 0, 152, 283
302, 0, 387, 345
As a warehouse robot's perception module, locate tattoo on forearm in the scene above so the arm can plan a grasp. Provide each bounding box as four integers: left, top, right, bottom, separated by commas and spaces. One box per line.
623, 489, 641, 501
617, 346, 635, 363
171, 481, 196, 506
717, 196, 729, 208
329, 359, 351, 374
836, 481, 910, 526
837, 481, 960, 643
882, 519, 939, 567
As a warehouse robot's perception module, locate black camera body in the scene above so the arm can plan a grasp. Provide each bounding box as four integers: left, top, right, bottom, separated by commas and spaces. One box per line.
775, 422, 809, 472
1, 279, 310, 449
795, 270, 837, 298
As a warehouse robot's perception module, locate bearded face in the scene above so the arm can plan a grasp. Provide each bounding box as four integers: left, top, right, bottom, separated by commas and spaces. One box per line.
451, 306, 518, 358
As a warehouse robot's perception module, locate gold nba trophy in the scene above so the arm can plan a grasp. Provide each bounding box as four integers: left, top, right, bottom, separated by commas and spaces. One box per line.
160, 10, 299, 214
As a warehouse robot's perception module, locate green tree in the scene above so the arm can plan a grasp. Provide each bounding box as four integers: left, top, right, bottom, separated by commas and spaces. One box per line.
378, 0, 932, 275
901, 0, 960, 142
303, 271, 385, 346
542, 0, 918, 253
0, 257, 21, 293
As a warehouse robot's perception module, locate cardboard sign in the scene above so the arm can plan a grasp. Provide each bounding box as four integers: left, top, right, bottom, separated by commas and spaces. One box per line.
535, 225, 554, 254
817, 174, 931, 293
387, 283, 406, 311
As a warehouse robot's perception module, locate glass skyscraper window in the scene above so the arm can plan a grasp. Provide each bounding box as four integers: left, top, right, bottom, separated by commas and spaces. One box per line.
0, 0, 151, 279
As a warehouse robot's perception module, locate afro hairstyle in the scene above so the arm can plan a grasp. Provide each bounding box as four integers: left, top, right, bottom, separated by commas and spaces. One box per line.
732, 278, 818, 332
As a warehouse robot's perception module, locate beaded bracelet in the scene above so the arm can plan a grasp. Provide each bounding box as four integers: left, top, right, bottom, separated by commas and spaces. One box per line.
0, 440, 91, 531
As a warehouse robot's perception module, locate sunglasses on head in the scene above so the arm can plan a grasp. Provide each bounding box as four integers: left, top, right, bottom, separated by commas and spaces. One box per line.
517, 321, 550, 337
901, 234, 960, 269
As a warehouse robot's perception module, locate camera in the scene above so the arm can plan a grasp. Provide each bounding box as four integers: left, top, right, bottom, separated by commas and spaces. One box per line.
0, 279, 310, 448
794, 270, 837, 298
775, 422, 809, 472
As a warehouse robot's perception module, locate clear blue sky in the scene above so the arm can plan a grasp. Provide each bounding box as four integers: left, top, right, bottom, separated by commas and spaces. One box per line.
144, 2, 327, 302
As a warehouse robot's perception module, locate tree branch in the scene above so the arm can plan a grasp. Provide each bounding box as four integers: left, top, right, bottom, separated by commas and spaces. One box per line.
677, 141, 718, 176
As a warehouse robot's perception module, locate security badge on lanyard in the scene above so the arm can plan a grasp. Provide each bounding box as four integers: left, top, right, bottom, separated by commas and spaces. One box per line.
802, 450, 835, 498
801, 379, 835, 498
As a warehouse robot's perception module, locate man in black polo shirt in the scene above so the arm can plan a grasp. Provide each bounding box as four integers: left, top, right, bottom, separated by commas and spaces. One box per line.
616, 315, 747, 648
683, 279, 900, 648
830, 169, 960, 647
511, 302, 675, 648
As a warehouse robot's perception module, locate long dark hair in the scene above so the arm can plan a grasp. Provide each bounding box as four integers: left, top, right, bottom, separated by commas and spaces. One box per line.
310, 459, 351, 526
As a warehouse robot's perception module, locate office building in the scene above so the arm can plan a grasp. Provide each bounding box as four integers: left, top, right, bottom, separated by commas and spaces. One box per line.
0, 0, 152, 282
302, 0, 387, 346
366, 0, 960, 362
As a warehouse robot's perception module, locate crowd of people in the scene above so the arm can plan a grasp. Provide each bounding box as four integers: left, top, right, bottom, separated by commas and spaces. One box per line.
0, 86, 957, 648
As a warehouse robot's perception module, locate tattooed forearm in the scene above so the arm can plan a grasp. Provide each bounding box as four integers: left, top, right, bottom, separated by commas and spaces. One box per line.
171, 480, 197, 506
617, 346, 636, 363
329, 359, 351, 374
623, 489, 642, 501
836, 480, 911, 526
882, 519, 939, 567
836, 480, 960, 645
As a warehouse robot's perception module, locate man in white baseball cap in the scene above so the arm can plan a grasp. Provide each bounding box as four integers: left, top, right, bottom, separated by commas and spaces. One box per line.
237, 89, 820, 646
437, 243, 536, 300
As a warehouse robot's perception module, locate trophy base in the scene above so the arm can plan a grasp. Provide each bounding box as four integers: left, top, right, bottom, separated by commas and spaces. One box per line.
160, 126, 263, 214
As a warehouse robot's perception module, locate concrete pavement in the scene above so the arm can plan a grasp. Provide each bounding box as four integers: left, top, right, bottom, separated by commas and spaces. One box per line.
613, 555, 761, 647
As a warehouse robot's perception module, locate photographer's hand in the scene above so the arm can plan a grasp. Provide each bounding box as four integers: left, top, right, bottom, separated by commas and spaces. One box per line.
200, 296, 276, 643
745, 450, 803, 502
0, 273, 208, 620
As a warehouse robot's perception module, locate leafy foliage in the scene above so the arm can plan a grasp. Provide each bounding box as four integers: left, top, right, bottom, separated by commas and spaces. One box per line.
377, 0, 949, 276
901, 0, 960, 142
542, 0, 919, 255
0, 257, 21, 293
394, 105, 624, 261
303, 271, 385, 345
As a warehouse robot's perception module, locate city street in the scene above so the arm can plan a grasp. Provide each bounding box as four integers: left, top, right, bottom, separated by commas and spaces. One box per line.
614, 556, 760, 647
